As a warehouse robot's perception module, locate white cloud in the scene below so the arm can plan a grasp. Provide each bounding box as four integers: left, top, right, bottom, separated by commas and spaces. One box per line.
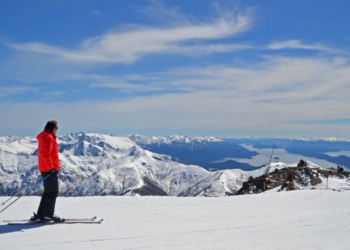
268, 40, 348, 55
152, 56, 350, 101
72, 73, 164, 93
2, 54, 349, 136
2, 3, 350, 137
1, 89, 349, 137
137, 0, 192, 25
0, 86, 35, 97
70, 55, 350, 105
165, 43, 253, 55
90, 10, 101, 17
90, 82, 145, 91
8, 11, 252, 64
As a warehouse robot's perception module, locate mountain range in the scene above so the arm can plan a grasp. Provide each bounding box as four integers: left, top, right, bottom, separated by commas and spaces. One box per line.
126, 135, 350, 171
0, 133, 349, 197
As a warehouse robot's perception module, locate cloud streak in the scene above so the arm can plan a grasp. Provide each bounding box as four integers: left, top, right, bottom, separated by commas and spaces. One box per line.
64, 54, 350, 105
3, 54, 346, 136
268, 40, 348, 55
151, 55, 350, 101
0, 86, 34, 97
8, 11, 252, 64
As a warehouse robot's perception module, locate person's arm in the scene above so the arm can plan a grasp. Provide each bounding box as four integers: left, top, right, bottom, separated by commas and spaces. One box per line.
41, 135, 54, 170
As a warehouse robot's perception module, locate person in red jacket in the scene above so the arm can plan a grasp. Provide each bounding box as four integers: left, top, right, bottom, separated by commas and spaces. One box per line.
32, 120, 65, 222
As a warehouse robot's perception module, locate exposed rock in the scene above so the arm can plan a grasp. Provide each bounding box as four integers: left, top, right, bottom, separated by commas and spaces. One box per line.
132, 177, 168, 196
236, 159, 338, 195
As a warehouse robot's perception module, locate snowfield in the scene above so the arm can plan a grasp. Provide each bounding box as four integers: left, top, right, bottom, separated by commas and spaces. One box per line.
1, 190, 350, 250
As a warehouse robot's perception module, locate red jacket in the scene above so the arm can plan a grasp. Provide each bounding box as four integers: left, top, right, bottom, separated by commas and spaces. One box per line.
36, 129, 60, 173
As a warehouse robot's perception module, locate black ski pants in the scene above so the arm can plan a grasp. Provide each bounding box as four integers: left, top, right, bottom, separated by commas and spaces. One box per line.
37, 171, 59, 218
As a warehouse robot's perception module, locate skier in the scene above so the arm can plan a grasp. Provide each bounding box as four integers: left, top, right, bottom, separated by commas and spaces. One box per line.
31, 120, 65, 222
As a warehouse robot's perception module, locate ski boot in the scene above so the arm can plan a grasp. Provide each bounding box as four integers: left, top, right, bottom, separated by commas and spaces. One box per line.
39, 215, 65, 223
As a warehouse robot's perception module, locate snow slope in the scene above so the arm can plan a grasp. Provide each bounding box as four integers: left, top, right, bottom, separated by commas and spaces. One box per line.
0, 190, 349, 250
0, 133, 216, 196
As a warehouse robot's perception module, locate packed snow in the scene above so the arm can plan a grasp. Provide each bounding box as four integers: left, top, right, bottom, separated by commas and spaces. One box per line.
1, 190, 350, 250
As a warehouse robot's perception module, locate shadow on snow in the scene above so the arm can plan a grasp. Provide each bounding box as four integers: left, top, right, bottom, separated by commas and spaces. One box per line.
0, 223, 48, 235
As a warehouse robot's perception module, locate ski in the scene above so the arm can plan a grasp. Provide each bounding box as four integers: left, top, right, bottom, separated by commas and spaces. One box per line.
3, 216, 97, 223
62, 216, 97, 222
6, 219, 103, 225
58, 219, 103, 224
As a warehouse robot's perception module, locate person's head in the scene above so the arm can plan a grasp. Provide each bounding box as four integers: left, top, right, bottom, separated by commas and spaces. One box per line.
44, 120, 58, 134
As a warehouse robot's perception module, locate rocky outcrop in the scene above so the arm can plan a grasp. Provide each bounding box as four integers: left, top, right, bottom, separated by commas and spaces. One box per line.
236, 159, 347, 195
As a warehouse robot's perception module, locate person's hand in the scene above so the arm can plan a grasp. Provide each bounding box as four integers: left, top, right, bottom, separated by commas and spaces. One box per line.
50, 169, 58, 175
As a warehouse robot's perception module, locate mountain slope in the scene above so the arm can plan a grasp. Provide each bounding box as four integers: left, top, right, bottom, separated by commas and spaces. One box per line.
0, 133, 220, 197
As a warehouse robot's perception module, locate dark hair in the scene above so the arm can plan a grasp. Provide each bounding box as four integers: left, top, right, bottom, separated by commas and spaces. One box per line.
45, 120, 58, 132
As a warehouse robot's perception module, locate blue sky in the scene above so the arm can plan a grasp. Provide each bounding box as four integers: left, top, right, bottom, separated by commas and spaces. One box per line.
1, 0, 350, 137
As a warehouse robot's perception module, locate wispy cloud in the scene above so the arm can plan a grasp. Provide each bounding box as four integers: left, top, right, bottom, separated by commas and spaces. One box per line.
137, 0, 192, 25
61, 54, 350, 132
0, 86, 34, 97
8, 10, 252, 64
72, 73, 165, 93
90, 10, 101, 17
155, 56, 350, 98
2, 2, 350, 137
1, 53, 350, 136
268, 40, 348, 55
0, 86, 65, 99
68, 54, 350, 103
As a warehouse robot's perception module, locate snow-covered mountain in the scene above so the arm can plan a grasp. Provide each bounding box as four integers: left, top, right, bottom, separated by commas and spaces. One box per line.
0, 133, 211, 196
0, 133, 349, 197
0, 133, 226, 197
126, 134, 223, 145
